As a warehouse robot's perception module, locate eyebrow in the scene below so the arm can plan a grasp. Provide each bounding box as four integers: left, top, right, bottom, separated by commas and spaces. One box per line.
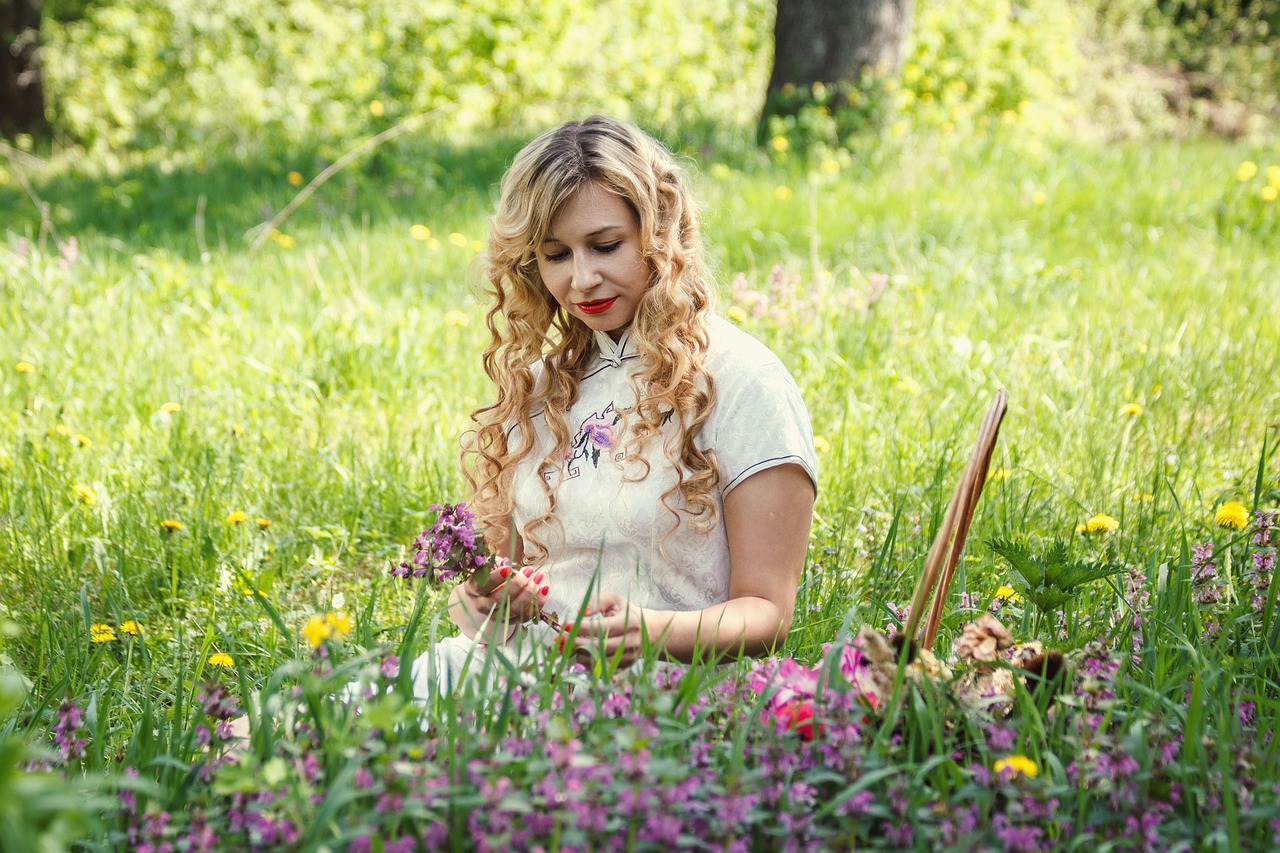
542, 225, 623, 243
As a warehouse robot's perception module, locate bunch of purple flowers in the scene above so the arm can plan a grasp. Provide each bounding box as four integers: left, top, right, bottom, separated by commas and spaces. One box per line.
390, 503, 508, 588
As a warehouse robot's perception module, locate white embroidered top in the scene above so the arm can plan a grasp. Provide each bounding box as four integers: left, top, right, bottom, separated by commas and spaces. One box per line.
509, 315, 818, 621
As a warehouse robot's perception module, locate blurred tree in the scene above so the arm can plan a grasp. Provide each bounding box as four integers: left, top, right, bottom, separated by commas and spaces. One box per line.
759, 0, 911, 139
1, 0, 47, 137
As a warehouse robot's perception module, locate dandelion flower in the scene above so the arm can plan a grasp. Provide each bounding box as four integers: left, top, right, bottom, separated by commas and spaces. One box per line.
324, 611, 353, 639
993, 755, 1039, 778
256, 517, 272, 529
774, 186, 793, 201
471, 239, 483, 253
268, 230, 295, 249
301, 615, 333, 648
160, 402, 182, 414
710, 163, 732, 180
74, 433, 92, 448
813, 436, 831, 454
1032, 190, 1047, 205
120, 620, 141, 636
160, 519, 185, 531
1086, 513, 1119, 534
369, 100, 385, 117
995, 585, 1021, 603
74, 485, 97, 506
51, 424, 72, 438
819, 158, 840, 175
409, 224, 431, 241
232, 425, 247, 438
286, 171, 304, 187
443, 310, 470, 327
1076, 523, 1087, 535
15, 361, 35, 374
1262, 185, 1278, 203
1237, 161, 1258, 181
90, 623, 116, 643
226, 510, 248, 526
726, 305, 747, 324
208, 652, 234, 667
990, 468, 1012, 482
771, 135, 789, 153
1268, 165, 1280, 187
1215, 501, 1249, 530
448, 232, 468, 248
426, 237, 441, 250
1120, 403, 1143, 417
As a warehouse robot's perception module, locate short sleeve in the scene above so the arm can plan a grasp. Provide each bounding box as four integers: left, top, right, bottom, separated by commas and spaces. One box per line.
701, 320, 818, 496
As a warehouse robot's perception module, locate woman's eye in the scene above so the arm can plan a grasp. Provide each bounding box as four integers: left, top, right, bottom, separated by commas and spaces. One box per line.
596, 242, 622, 254
543, 250, 569, 262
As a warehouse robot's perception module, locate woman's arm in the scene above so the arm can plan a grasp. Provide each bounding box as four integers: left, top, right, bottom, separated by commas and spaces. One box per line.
570, 463, 815, 665
448, 529, 549, 644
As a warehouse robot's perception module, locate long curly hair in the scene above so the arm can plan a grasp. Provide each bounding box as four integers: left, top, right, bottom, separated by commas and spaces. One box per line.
462, 116, 718, 561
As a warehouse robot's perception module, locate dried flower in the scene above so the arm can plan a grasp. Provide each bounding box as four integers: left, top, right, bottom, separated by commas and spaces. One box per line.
954, 614, 1013, 663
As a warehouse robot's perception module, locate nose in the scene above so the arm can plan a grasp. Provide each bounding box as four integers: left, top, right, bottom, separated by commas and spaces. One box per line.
571, 253, 602, 293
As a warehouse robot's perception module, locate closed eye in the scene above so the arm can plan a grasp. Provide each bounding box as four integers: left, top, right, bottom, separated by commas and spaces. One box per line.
595, 242, 622, 254
542, 249, 569, 262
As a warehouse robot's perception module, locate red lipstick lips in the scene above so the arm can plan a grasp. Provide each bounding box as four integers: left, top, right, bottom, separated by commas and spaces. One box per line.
576, 297, 617, 315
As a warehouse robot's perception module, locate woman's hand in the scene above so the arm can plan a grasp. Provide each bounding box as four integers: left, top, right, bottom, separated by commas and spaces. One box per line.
564, 590, 655, 669
452, 564, 550, 642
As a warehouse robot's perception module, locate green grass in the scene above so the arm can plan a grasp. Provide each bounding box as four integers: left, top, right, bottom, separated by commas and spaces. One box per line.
1, 126, 1278, 848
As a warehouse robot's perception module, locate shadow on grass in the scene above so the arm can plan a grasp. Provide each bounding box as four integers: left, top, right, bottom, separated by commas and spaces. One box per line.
0, 133, 531, 258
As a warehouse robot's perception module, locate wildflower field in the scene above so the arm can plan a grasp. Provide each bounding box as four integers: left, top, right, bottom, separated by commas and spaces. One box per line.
2, 128, 1279, 851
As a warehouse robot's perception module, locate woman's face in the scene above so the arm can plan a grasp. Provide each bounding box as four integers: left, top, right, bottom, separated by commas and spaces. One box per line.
535, 182, 649, 341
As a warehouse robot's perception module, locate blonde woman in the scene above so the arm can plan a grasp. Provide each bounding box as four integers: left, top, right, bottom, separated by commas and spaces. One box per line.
432, 116, 816, 686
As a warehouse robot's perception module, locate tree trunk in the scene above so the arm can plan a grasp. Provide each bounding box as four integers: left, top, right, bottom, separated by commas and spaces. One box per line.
759, 0, 911, 142
1, 0, 48, 138
766, 0, 911, 93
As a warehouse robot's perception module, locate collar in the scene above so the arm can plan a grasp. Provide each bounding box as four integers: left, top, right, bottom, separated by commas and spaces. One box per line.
593, 328, 631, 367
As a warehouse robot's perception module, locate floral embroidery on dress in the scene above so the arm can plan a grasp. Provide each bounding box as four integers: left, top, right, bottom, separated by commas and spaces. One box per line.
570, 404, 622, 470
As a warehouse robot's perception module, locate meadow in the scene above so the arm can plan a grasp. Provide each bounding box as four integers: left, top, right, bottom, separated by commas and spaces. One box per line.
2, 126, 1279, 850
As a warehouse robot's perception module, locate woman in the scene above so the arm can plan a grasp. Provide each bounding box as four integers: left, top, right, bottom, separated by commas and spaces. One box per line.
432, 116, 817, 684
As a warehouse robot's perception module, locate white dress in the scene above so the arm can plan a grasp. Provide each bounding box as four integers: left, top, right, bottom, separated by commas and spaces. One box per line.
408, 316, 818, 697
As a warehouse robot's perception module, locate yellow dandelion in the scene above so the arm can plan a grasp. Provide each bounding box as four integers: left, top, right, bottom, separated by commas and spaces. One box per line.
1262, 185, 1278, 202
710, 163, 732, 180
771, 135, 790, 153
1076, 523, 1088, 535
160, 402, 182, 414
1215, 501, 1249, 530
448, 232, 468, 248
256, 517, 272, 529
813, 436, 831, 454
369, 99, 385, 117
774, 186, 793, 201
208, 652, 234, 667
1267, 165, 1280, 187
15, 361, 35, 374
897, 376, 922, 396
819, 158, 841, 176
225, 510, 248, 526
1131, 493, 1154, 503
444, 310, 470, 327
268, 230, 295, 249
120, 620, 141, 636
995, 585, 1022, 603
1237, 160, 1258, 181
409, 224, 431, 241
993, 755, 1039, 778
74, 433, 92, 448
426, 237, 441, 250
160, 518, 185, 531
90, 623, 116, 643
1032, 190, 1047, 206
1120, 403, 1143, 417
471, 239, 483, 253
287, 170, 304, 187
323, 611, 353, 639
301, 615, 332, 648
50, 424, 72, 438
726, 305, 748, 324
990, 468, 1012, 482
73, 485, 97, 506
232, 425, 247, 438
1085, 513, 1119, 534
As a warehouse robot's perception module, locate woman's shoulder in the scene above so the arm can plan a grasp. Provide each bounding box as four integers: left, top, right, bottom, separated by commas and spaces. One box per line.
704, 314, 797, 381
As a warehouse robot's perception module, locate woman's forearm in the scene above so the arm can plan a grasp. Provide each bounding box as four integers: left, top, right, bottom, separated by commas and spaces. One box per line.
638, 597, 792, 663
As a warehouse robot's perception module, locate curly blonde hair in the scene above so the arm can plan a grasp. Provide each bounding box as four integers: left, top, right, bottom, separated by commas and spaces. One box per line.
462, 116, 719, 561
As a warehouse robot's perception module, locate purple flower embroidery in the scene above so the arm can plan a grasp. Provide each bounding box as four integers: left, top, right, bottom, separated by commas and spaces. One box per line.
583, 419, 615, 451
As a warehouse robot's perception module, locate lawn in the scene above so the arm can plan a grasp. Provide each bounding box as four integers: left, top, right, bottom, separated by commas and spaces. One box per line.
1, 128, 1278, 850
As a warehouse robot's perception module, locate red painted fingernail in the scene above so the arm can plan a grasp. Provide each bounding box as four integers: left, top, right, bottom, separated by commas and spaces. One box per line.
533, 572, 544, 584
556, 636, 566, 652
498, 565, 510, 579
522, 567, 533, 577
540, 585, 550, 597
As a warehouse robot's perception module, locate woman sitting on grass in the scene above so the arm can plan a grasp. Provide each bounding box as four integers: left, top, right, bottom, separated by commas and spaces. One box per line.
419, 115, 817, 692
